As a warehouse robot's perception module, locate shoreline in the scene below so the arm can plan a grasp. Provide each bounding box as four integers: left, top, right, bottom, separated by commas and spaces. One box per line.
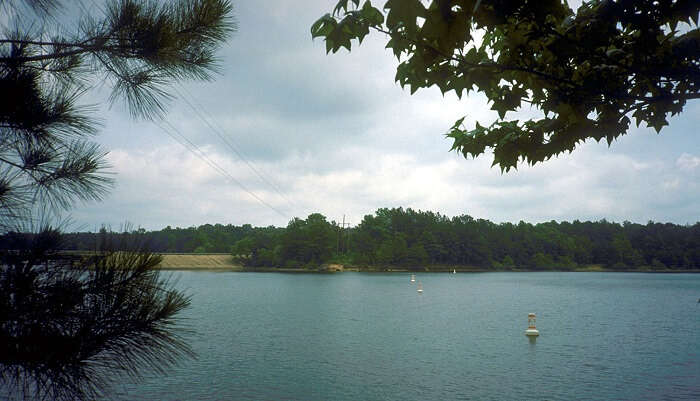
158, 268, 700, 273
60, 252, 697, 273
156, 264, 700, 274
49, 252, 689, 273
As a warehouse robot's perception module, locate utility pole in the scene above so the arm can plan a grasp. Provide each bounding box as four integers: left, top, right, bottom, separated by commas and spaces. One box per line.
336, 216, 341, 254
337, 215, 351, 254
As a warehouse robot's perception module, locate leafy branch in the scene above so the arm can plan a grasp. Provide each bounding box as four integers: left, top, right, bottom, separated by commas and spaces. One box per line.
312, 0, 700, 170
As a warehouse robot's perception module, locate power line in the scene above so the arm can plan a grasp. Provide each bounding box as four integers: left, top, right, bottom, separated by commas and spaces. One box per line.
10, 2, 291, 221
157, 119, 288, 218
154, 120, 288, 219
173, 85, 297, 210
174, 84, 296, 208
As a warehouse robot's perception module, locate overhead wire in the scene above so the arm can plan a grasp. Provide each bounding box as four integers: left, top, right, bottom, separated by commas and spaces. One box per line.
0, 1, 289, 221
67, 0, 293, 220
154, 120, 289, 219
173, 84, 298, 211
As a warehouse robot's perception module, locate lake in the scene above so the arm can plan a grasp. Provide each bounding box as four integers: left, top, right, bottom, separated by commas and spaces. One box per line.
116, 272, 700, 400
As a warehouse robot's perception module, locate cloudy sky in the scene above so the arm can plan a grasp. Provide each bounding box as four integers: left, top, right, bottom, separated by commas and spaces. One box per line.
70, 1, 699, 230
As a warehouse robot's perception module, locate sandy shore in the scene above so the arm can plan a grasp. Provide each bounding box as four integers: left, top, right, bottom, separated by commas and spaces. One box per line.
154, 255, 698, 273
157, 254, 243, 270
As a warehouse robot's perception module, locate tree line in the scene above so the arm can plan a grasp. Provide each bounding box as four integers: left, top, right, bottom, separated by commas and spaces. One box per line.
24, 208, 700, 271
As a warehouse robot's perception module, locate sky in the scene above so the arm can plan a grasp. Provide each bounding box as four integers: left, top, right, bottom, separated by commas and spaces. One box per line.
67, 1, 700, 230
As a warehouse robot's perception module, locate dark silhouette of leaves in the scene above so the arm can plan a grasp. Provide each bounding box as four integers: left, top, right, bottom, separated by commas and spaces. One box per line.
312, 0, 700, 170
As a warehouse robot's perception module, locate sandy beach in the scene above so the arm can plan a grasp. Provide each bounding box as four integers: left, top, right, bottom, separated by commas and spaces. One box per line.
157, 254, 243, 270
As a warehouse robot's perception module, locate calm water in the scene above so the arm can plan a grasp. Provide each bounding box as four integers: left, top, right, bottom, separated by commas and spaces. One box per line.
115, 272, 700, 400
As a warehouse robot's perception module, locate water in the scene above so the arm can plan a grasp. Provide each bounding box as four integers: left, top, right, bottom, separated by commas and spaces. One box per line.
115, 272, 700, 400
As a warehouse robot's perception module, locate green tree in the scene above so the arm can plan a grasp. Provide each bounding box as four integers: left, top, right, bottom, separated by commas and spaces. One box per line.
231, 236, 254, 257
405, 243, 429, 266
419, 231, 445, 264
0, 0, 234, 399
304, 213, 336, 263
280, 214, 335, 266
611, 233, 644, 268
312, 1, 700, 170
353, 213, 391, 264
233, 227, 283, 267
376, 233, 409, 265
530, 252, 554, 270
502, 255, 515, 269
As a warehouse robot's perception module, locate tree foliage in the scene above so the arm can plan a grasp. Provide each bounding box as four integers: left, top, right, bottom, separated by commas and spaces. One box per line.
0, 230, 192, 401
231, 214, 336, 269
349, 208, 699, 270
1, 0, 234, 229
1, 0, 234, 399
312, 0, 700, 170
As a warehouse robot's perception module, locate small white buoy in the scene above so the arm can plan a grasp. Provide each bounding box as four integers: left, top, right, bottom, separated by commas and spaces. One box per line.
524, 312, 539, 337
410, 274, 415, 283
417, 281, 423, 293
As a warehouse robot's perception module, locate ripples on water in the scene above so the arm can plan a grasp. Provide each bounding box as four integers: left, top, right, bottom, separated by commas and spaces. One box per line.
114, 272, 700, 400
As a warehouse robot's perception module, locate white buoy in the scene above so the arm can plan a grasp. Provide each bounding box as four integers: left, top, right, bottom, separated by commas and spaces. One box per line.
417, 282, 423, 293
524, 313, 539, 336
410, 274, 415, 283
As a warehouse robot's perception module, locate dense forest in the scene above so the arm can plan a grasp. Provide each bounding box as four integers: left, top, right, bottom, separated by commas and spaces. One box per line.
3, 208, 697, 271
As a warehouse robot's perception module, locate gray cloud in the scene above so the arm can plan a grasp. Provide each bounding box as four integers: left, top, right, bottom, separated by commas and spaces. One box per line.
67, 0, 700, 230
